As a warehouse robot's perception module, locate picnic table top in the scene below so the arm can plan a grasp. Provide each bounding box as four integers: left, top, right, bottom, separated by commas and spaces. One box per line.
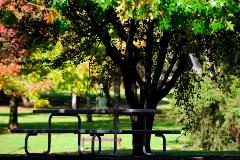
33, 108, 156, 115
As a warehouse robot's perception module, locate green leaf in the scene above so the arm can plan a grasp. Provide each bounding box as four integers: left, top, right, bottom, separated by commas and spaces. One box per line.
159, 17, 171, 30
138, 7, 144, 17
225, 20, 235, 31
191, 20, 206, 34
210, 20, 224, 32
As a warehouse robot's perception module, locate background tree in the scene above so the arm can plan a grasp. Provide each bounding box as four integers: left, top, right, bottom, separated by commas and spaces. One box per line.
0, 0, 62, 128
0, 63, 54, 128
91, 51, 118, 108
50, 27, 118, 108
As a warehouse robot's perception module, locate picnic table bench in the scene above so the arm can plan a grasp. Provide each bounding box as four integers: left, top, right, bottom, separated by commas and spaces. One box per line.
10, 108, 181, 155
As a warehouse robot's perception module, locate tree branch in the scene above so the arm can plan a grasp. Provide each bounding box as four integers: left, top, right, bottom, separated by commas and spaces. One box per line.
106, 8, 128, 40
157, 51, 178, 90
145, 20, 154, 86
82, 2, 125, 68
106, 8, 141, 62
157, 53, 188, 101
151, 30, 172, 90
126, 19, 138, 59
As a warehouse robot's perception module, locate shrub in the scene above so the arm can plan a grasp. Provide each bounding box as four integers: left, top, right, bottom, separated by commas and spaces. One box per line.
34, 99, 51, 108
173, 74, 240, 150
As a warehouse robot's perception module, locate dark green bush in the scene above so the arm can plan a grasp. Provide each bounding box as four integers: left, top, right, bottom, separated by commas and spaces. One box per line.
173, 75, 240, 150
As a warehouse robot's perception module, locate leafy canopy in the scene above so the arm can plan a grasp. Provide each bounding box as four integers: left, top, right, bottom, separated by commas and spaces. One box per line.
89, 0, 239, 34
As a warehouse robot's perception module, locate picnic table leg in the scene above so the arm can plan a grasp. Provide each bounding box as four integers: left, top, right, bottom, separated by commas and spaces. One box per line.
48, 113, 81, 154
76, 115, 81, 154
25, 133, 37, 155
157, 134, 166, 152
142, 115, 151, 155
113, 114, 119, 154
25, 133, 49, 155
47, 114, 53, 154
91, 134, 102, 154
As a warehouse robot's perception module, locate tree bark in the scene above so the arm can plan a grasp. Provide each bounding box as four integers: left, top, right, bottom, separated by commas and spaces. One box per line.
86, 94, 93, 122
8, 97, 18, 129
131, 98, 157, 155
122, 70, 158, 155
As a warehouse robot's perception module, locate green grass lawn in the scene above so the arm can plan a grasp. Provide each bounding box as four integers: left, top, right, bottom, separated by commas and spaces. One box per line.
0, 107, 191, 154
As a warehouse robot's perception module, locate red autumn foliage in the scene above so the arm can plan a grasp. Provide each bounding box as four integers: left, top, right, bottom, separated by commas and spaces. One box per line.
0, 0, 57, 64
0, 24, 28, 64
0, 1, 57, 96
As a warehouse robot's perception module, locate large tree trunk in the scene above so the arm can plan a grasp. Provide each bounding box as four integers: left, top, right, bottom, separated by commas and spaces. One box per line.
8, 97, 18, 129
131, 101, 157, 155
123, 74, 157, 155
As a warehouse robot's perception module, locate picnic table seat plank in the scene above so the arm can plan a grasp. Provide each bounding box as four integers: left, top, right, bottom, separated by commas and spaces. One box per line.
11, 128, 121, 134
11, 128, 79, 134
11, 128, 181, 135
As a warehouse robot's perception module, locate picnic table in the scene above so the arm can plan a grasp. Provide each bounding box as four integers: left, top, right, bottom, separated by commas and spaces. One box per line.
11, 108, 181, 155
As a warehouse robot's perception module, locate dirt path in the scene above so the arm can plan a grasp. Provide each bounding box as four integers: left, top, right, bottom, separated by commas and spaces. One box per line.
0, 105, 33, 111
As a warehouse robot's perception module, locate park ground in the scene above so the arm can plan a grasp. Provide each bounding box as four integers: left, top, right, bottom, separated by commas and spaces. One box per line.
0, 88, 240, 159
1, 105, 240, 160
0, 104, 191, 154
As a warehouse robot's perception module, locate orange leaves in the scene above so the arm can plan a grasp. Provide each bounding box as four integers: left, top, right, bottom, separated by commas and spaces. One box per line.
43, 12, 54, 24
18, 0, 24, 5
43, 11, 58, 24
0, 66, 25, 97
0, 1, 58, 99
0, 63, 21, 76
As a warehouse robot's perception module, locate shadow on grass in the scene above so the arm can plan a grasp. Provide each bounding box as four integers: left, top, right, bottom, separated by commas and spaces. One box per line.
153, 120, 180, 129
53, 149, 240, 159
0, 120, 128, 134
0, 118, 132, 130
0, 114, 178, 131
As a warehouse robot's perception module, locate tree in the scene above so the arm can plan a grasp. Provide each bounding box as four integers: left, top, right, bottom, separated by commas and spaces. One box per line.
91, 51, 118, 108
0, 0, 61, 128
50, 30, 118, 108
2, 0, 237, 153
0, 1, 30, 127
49, 0, 240, 154
0, 63, 23, 128
173, 70, 240, 150
0, 63, 55, 128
